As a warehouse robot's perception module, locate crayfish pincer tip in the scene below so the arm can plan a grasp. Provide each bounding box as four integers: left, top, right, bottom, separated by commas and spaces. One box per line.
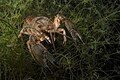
18, 34, 21, 38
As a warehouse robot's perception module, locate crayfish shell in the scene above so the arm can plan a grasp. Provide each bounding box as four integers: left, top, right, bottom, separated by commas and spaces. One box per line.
25, 15, 54, 31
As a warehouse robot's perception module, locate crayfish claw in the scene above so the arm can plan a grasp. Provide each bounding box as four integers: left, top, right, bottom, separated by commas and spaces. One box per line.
72, 29, 85, 45
28, 35, 55, 73
63, 19, 85, 45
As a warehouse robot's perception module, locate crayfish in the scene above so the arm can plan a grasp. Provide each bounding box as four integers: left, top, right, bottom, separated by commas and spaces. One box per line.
18, 14, 84, 71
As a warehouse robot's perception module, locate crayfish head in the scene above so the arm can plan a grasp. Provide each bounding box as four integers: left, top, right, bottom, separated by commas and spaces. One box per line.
54, 14, 66, 30
57, 14, 66, 20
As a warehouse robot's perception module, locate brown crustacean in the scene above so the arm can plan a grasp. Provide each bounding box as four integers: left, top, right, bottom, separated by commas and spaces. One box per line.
18, 14, 84, 71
